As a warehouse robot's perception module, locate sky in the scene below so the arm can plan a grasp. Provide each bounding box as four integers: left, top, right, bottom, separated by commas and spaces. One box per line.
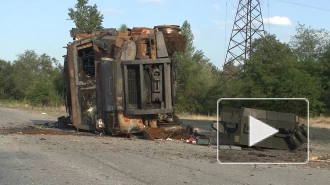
0, 0, 329, 69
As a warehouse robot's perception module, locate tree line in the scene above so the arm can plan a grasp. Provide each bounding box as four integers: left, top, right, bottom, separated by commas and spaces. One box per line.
177, 22, 330, 117
1, 0, 330, 117
0, 51, 64, 106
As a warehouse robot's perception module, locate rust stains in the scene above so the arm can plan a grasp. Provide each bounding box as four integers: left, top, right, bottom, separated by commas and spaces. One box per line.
117, 112, 145, 134
77, 42, 93, 50
142, 126, 191, 140
64, 25, 186, 136
131, 27, 153, 36
67, 44, 81, 129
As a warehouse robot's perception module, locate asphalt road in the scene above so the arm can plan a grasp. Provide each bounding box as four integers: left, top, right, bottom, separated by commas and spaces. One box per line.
0, 107, 330, 185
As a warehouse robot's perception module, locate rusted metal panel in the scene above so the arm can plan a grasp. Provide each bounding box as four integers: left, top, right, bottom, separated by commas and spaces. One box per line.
117, 112, 144, 134
67, 44, 81, 128
75, 33, 94, 40
120, 41, 137, 61
70, 28, 118, 40
131, 27, 153, 36
77, 43, 93, 50
121, 58, 171, 65
148, 118, 158, 128
99, 58, 115, 112
93, 41, 103, 118
115, 32, 130, 48
75, 38, 94, 47
79, 88, 97, 126
136, 39, 148, 59
73, 44, 80, 86
150, 34, 157, 60
155, 32, 168, 58
164, 63, 172, 109
154, 25, 181, 34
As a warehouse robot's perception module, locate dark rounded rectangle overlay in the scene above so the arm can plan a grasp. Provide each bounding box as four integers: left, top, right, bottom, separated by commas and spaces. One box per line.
216, 98, 309, 165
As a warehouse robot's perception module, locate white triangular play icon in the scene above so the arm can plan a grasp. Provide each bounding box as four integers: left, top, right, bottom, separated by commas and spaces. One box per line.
249, 116, 278, 147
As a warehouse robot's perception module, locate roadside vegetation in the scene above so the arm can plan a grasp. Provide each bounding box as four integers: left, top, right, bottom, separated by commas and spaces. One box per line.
1, 0, 330, 120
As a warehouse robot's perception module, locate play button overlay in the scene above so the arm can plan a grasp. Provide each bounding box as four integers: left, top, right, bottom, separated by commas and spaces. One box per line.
249, 116, 278, 147
216, 98, 309, 164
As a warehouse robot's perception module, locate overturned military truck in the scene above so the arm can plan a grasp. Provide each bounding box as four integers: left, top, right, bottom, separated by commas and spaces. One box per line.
212, 107, 308, 150
63, 25, 186, 138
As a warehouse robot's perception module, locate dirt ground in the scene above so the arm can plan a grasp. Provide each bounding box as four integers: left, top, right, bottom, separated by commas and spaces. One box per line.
2, 107, 330, 184
0, 106, 329, 169
2, 133, 330, 185
0, 127, 310, 163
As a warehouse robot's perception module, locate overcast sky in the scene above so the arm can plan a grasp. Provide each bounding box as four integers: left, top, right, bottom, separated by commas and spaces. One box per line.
0, 0, 328, 69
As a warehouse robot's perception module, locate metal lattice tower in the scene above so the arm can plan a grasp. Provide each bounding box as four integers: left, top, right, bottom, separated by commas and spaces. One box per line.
222, 0, 265, 82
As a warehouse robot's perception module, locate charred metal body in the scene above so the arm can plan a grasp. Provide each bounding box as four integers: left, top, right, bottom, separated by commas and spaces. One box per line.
212, 107, 308, 150
63, 25, 186, 136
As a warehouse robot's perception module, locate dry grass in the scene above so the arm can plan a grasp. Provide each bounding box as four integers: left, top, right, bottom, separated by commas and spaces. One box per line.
176, 113, 216, 121
1, 100, 330, 130
0, 100, 66, 118
310, 116, 330, 129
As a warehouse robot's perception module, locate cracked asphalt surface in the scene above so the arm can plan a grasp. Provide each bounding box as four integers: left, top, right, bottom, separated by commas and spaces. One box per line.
0, 107, 330, 185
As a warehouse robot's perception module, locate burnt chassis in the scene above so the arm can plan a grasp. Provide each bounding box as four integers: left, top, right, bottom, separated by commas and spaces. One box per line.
63, 28, 184, 137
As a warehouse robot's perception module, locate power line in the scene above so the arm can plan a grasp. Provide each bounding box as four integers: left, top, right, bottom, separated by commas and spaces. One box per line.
229, 0, 236, 9
275, 0, 330, 12
224, 1, 228, 61
222, 0, 265, 84
267, 0, 270, 34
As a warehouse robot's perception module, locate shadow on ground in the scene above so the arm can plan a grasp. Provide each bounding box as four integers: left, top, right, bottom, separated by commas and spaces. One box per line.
30, 119, 56, 125
181, 119, 213, 131
29, 119, 77, 132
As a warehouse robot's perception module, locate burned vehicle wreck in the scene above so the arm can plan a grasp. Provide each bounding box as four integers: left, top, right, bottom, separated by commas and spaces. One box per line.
62, 25, 186, 138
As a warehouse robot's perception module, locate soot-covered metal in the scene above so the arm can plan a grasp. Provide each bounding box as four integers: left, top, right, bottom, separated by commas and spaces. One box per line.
63, 25, 186, 136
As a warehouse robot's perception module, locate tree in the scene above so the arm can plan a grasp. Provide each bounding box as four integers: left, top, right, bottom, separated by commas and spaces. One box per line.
0, 59, 14, 99
178, 21, 195, 56
289, 22, 330, 62
239, 35, 323, 116
118, 24, 128, 32
25, 79, 54, 106
318, 44, 330, 114
68, 0, 104, 31
174, 20, 221, 114
9, 50, 64, 105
